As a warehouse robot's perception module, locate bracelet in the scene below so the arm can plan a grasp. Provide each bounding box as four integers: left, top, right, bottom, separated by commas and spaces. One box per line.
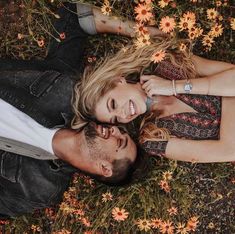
172, 80, 177, 96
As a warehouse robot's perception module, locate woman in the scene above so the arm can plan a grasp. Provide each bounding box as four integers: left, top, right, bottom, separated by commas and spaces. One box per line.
72, 37, 235, 163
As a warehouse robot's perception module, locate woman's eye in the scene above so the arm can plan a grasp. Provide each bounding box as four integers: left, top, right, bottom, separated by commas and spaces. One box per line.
113, 116, 118, 124
111, 99, 116, 110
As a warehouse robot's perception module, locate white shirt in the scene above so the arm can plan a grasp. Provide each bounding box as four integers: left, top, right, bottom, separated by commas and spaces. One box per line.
0, 99, 58, 155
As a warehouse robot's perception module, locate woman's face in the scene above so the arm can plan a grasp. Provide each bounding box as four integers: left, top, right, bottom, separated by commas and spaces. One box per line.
95, 78, 147, 124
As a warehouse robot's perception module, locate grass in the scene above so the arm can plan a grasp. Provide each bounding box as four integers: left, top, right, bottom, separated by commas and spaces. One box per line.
0, 0, 234, 233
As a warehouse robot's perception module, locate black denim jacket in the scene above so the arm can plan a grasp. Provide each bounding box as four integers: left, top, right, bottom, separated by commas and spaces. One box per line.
0, 68, 78, 217
0, 2, 91, 217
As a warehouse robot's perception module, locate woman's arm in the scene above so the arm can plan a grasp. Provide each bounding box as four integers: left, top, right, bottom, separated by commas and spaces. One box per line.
175, 67, 235, 96
165, 97, 235, 163
141, 66, 235, 97
165, 138, 234, 163
192, 55, 235, 77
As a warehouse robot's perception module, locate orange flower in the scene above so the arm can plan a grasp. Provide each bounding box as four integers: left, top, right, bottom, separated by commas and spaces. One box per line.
101, 2, 112, 16
160, 220, 175, 234
183, 11, 196, 23
202, 35, 214, 48
231, 177, 235, 184
136, 218, 151, 232
17, 33, 24, 40
162, 171, 173, 181
140, 0, 153, 6
178, 17, 194, 31
194, 27, 203, 37
186, 216, 199, 231
73, 209, 85, 216
134, 23, 149, 36
151, 218, 163, 229
216, 1, 222, 7
60, 32, 66, 40
81, 217, 91, 227
134, 4, 153, 23
158, 0, 171, 8
207, 8, 218, 20
159, 16, 176, 33
176, 222, 188, 234
179, 43, 187, 52
167, 206, 178, 216
112, 207, 129, 222
151, 50, 166, 63
231, 18, 235, 30
31, 225, 41, 232
159, 179, 171, 193
188, 31, 196, 40
0, 220, 9, 225
102, 192, 113, 202
209, 24, 223, 37
37, 39, 45, 47
134, 34, 151, 48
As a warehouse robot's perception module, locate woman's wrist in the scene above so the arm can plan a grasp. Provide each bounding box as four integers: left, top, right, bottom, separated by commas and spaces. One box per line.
174, 78, 209, 95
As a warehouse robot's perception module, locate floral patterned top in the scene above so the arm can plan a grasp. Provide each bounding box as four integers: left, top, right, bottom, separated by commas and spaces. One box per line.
141, 61, 222, 157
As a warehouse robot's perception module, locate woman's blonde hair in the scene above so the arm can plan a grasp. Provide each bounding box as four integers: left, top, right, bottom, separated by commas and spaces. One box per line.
72, 37, 196, 141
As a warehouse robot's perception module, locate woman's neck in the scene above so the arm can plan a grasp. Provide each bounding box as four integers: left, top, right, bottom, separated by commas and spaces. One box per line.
150, 96, 175, 111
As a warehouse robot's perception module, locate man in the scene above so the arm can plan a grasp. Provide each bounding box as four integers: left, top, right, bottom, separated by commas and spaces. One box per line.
0, 2, 160, 217
0, 98, 136, 217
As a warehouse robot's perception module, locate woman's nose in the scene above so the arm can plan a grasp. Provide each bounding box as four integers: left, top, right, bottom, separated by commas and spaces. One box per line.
114, 108, 127, 120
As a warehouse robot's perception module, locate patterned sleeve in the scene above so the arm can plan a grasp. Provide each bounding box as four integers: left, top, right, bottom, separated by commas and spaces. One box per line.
152, 61, 185, 81
141, 140, 168, 157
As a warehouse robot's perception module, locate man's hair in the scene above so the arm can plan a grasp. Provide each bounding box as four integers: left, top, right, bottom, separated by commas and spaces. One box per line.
96, 158, 134, 186
90, 146, 143, 186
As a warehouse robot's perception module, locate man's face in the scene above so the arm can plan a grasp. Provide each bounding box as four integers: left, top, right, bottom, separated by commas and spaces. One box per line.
84, 122, 137, 163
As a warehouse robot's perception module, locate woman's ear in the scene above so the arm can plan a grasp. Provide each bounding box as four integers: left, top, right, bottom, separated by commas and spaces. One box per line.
117, 76, 127, 84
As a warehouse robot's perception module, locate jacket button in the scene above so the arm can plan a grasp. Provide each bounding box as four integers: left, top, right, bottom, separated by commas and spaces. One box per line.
20, 104, 25, 109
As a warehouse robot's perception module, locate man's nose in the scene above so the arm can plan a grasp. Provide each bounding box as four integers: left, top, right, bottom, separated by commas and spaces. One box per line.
110, 126, 124, 138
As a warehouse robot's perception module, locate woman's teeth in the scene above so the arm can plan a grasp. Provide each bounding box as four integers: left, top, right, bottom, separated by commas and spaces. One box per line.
130, 100, 135, 116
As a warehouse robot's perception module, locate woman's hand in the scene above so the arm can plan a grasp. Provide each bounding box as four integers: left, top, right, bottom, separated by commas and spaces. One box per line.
140, 75, 173, 97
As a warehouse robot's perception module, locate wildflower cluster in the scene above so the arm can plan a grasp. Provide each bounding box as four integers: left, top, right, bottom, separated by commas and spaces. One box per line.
127, 0, 233, 52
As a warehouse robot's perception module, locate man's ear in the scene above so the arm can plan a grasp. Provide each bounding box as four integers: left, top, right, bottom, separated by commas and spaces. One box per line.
100, 161, 113, 178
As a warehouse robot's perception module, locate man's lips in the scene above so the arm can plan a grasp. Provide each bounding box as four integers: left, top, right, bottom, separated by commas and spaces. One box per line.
129, 99, 136, 117
97, 125, 109, 139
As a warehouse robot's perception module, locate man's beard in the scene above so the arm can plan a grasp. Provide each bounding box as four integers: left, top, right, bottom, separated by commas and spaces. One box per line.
84, 122, 98, 144
83, 122, 101, 158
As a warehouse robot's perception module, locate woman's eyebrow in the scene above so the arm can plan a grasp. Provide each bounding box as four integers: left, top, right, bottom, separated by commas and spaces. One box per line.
106, 98, 111, 113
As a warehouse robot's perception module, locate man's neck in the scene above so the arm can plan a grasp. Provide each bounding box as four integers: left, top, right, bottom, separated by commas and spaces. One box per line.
52, 128, 92, 170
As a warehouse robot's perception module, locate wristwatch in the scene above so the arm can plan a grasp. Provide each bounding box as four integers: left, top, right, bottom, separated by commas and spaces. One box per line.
184, 80, 193, 93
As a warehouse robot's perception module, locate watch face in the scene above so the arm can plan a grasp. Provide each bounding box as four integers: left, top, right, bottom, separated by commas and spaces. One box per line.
185, 83, 193, 93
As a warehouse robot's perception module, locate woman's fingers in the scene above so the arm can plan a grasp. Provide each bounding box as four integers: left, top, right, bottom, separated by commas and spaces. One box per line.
140, 75, 151, 84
